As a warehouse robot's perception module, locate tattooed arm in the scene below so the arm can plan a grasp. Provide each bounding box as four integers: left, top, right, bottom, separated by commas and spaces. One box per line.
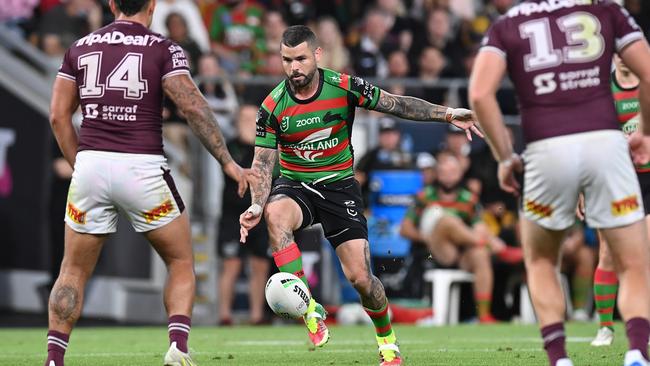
239, 146, 277, 242
163, 74, 247, 195
373, 89, 483, 140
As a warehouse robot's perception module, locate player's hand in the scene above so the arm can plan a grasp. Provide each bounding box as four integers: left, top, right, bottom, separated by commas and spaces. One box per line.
576, 193, 585, 221
239, 203, 263, 243
629, 131, 650, 166
223, 161, 248, 197
445, 107, 484, 141
498, 153, 523, 196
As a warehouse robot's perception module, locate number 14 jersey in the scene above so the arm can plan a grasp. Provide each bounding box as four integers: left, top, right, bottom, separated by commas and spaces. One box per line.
481, 0, 644, 144
57, 20, 190, 155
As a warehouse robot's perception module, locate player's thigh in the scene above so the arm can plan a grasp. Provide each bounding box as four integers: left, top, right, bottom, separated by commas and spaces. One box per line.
65, 151, 119, 234
144, 211, 192, 264
112, 154, 185, 233
266, 178, 313, 232
520, 217, 567, 263
521, 135, 581, 231
60, 224, 108, 277
583, 131, 644, 229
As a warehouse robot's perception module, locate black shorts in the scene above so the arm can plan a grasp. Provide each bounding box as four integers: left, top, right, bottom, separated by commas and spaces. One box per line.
269, 176, 368, 248
217, 214, 270, 259
638, 171, 650, 215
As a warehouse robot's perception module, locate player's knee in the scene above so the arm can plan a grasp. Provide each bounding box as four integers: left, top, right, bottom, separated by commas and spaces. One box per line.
347, 271, 372, 291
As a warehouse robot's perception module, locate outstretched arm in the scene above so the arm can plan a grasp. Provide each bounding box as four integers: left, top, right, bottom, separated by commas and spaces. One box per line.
163, 74, 247, 195
374, 90, 483, 140
240, 146, 276, 242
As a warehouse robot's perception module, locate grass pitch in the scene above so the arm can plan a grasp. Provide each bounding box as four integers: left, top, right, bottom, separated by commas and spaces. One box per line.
0, 323, 629, 365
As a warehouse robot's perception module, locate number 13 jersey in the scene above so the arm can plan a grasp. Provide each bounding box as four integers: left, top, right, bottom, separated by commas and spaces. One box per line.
481, 0, 644, 144
57, 20, 190, 155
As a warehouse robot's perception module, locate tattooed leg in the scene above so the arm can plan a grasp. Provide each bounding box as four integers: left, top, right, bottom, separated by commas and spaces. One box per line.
48, 226, 106, 333
264, 194, 303, 252
336, 239, 387, 309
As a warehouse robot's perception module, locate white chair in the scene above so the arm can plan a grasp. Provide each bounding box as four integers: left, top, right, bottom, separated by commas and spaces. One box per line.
423, 269, 475, 326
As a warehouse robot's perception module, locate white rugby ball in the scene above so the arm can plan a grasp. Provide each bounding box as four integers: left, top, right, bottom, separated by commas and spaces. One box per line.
265, 272, 311, 319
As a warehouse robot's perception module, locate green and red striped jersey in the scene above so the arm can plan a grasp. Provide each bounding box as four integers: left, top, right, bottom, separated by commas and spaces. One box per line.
611, 72, 647, 172
255, 68, 381, 183
405, 185, 482, 227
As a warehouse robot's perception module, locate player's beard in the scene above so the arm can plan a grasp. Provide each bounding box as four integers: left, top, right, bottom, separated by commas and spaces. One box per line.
288, 68, 317, 91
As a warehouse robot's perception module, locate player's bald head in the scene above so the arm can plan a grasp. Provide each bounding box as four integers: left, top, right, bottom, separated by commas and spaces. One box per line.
114, 0, 151, 16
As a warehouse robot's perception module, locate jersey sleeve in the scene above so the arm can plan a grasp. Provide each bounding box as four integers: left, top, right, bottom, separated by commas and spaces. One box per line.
161, 40, 191, 80
57, 48, 77, 82
479, 18, 507, 59
344, 73, 381, 110
609, 3, 644, 53
255, 99, 278, 149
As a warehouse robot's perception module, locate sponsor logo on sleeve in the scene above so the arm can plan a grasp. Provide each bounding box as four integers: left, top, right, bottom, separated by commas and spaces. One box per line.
524, 199, 553, 218
143, 199, 174, 223
611, 195, 640, 216
67, 202, 86, 224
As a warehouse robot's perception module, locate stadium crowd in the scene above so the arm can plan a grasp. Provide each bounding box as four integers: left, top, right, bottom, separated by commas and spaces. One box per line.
3, 0, 650, 325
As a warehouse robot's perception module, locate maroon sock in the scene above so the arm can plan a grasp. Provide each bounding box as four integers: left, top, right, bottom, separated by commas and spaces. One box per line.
45, 330, 69, 366
626, 317, 650, 360
168, 315, 191, 353
541, 322, 568, 366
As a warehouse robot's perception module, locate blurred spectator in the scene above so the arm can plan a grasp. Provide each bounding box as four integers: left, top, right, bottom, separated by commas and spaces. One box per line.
262, 10, 287, 54
151, 0, 210, 52
315, 16, 350, 72
218, 104, 271, 325
208, 0, 266, 74
0, 0, 39, 36
385, 49, 411, 96
376, 0, 413, 52
416, 152, 437, 186
400, 151, 520, 323
197, 53, 239, 139
561, 223, 597, 321
351, 7, 391, 77
355, 117, 413, 205
259, 52, 284, 76
472, 0, 514, 36
414, 47, 448, 104
165, 13, 202, 74
263, 0, 315, 25
37, 0, 102, 56
410, 8, 465, 77
439, 125, 471, 174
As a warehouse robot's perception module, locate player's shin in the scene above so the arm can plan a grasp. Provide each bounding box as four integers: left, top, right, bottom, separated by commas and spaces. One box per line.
272, 242, 310, 291
593, 268, 618, 329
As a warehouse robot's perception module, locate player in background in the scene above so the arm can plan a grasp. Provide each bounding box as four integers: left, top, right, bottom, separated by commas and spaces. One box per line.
47, 0, 247, 365
239, 25, 481, 366
469, 1, 650, 366
587, 54, 647, 346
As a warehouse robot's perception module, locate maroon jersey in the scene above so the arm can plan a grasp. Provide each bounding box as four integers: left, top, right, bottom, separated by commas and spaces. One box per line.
481, 0, 644, 144
57, 20, 190, 154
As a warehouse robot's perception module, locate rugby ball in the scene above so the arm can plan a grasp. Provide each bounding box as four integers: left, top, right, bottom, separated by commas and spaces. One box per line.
265, 272, 311, 319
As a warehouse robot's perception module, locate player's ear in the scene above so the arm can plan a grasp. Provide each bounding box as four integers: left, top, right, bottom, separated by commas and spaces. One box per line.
148, 0, 156, 17
108, 0, 119, 17
314, 46, 322, 64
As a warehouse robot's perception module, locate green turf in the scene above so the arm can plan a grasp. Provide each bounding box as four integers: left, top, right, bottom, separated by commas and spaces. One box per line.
0, 322, 630, 365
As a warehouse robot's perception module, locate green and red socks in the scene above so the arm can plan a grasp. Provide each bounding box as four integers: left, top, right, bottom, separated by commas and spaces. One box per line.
168, 314, 191, 353
594, 268, 618, 329
45, 330, 69, 366
364, 301, 395, 340
476, 292, 494, 322
273, 242, 310, 290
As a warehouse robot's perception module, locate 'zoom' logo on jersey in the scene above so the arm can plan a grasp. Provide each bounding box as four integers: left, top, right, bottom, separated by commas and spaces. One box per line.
295, 116, 321, 128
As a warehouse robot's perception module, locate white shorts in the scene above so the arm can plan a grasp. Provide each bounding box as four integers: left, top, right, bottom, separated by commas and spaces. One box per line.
65, 150, 185, 234
522, 130, 644, 230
